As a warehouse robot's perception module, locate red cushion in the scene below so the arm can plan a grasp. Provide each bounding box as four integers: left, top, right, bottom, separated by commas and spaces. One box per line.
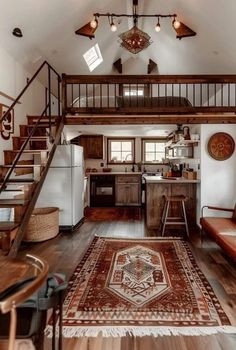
201, 217, 236, 261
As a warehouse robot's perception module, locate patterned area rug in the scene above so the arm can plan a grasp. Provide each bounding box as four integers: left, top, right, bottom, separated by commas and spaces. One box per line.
84, 207, 142, 221
49, 237, 236, 337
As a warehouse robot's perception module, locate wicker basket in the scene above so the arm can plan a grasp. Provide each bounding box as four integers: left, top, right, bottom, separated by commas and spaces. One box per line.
24, 207, 59, 242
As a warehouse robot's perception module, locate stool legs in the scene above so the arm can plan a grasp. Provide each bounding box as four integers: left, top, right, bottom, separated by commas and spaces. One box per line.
161, 201, 169, 237
161, 198, 189, 237
181, 200, 189, 237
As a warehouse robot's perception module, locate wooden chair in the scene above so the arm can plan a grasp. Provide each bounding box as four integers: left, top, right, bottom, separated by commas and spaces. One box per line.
200, 204, 236, 261
0, 254, 49, 350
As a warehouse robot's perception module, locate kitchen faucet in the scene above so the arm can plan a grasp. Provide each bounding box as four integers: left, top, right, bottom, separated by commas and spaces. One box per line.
124, 153, 132, 161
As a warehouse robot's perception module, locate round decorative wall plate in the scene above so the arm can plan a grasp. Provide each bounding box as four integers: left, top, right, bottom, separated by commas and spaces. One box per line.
207, 132, 235, 161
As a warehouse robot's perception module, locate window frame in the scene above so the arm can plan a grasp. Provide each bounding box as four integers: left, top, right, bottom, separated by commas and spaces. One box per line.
83, 44, 103, 72
118, 84, 151, 97
141, 138, 167, 164
107, 137, 135, 164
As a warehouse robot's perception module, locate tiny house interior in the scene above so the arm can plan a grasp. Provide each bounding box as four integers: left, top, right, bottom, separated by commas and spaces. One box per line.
0, 1, 236, 349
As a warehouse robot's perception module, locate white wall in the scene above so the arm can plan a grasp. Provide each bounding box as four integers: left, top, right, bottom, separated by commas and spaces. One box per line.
200, 124, 236, 218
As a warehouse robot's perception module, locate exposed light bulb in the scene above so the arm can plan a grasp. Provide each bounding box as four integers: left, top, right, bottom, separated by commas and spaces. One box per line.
173, 19, 181, 29
110, 23, 117, 32
155, 23, 161, 32
90, 18, 98, 29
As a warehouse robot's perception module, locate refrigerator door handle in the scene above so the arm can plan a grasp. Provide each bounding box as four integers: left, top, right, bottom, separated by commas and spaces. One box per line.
91, 181, 96, 196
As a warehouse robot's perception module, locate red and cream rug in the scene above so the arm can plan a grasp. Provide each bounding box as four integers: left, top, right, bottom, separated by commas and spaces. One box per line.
49, 236, 236, 337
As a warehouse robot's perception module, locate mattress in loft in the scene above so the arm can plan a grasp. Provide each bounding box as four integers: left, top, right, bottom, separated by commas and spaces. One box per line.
72, 96, 192, 108
116, 96, 192, 108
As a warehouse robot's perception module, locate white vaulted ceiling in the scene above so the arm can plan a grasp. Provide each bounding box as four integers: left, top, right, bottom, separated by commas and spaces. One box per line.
0, 0, 236, 76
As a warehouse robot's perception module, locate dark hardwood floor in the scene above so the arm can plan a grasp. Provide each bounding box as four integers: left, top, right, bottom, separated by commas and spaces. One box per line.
21, 209, 236, 350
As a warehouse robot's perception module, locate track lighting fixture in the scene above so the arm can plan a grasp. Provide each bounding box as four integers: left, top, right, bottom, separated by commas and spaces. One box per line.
75, 0, 196, 53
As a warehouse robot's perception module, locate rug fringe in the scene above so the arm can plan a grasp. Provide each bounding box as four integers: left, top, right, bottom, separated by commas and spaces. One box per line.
45, 325, 236, 338
96, 235, 182, 240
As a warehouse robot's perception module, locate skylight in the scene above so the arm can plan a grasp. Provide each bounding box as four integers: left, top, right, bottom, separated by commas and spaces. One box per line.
83, 44, 103, 72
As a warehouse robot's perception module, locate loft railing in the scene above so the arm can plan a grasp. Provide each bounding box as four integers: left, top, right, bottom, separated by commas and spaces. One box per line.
62, 74, 236, 115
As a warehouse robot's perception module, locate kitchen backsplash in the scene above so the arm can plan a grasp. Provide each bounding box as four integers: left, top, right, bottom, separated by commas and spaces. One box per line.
85, 159, 170, 173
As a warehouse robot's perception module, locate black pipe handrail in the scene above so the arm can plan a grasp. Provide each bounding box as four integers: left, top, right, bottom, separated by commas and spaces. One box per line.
0, 60, 61, 124
0, 105, 51, 194
0, 61, 61, 194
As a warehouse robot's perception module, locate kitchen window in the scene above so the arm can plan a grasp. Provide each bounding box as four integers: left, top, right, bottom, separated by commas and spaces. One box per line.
107, 138, 135, 164
142, 139, 166, 163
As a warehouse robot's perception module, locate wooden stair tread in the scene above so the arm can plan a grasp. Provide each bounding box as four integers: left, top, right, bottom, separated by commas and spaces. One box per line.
1, 189, 23, 192
0, 199, 29, 208
0, 199, 29, 206
0, 222, 20, 231
27, 115, 57, 118
5, 149, 49, 153
26, 124, 55, 127
13, 136, 48, 140
0, 179, 35, 184
1, 165, 42, 167
20, 124, 55, 129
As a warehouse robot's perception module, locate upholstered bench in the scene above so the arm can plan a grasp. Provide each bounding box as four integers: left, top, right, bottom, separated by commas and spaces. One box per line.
200, 204, 236, 262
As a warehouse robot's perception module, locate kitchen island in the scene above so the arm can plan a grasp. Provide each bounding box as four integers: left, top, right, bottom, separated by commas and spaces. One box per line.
144, 176, 200, 229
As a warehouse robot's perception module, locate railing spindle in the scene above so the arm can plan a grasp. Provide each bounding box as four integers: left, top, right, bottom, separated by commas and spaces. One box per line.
93, 84, 95, 108
221, 83, 223, 106
48, 66, 52, 138
228, 83, 230, 106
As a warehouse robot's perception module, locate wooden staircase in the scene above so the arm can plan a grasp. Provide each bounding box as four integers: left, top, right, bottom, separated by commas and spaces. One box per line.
0, 116, 64, 256
0, 61, 63, 257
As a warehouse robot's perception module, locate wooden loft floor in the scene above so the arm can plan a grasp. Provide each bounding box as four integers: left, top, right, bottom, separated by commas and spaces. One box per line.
63, 74, 236, 125
65, 113, 236, 125
22, 209, 236, 350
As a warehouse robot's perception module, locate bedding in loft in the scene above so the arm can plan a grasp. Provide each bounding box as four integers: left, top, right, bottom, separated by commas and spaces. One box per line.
71, 96, 192, 108
117, 96, 192, 108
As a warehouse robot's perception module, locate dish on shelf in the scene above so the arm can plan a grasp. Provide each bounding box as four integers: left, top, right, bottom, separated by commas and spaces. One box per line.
102, 168, 112, 172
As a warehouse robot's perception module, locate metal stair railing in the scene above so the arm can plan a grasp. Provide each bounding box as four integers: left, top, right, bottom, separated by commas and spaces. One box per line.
0, 61, 64, 256
0, 61, 61, 194
8, 119, 64, 257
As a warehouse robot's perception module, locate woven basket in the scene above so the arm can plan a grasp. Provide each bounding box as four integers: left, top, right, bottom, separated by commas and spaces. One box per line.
24, 207, 59, 242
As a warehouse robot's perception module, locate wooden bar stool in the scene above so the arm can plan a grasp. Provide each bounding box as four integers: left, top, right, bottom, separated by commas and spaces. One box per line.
161, 195, 189, 237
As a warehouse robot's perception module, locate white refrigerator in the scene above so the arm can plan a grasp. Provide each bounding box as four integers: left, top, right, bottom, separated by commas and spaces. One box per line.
37, 144, 84, 229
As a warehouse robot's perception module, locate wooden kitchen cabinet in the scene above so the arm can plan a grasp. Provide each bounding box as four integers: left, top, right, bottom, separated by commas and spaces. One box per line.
71, 135, 104, 159
115, 175, 141, 206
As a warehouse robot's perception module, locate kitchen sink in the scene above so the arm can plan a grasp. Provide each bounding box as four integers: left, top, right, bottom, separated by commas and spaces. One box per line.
142, 172, 162, 177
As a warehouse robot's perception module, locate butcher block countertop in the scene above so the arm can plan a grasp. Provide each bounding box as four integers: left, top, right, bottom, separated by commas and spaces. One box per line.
88, 172, 142, 175
144, 176, 200, 184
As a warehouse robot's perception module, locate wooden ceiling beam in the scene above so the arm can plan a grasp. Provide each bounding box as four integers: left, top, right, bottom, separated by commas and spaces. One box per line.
62, 74, 236, 84
113, 58, 122, 74
147, 59, 157, 74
